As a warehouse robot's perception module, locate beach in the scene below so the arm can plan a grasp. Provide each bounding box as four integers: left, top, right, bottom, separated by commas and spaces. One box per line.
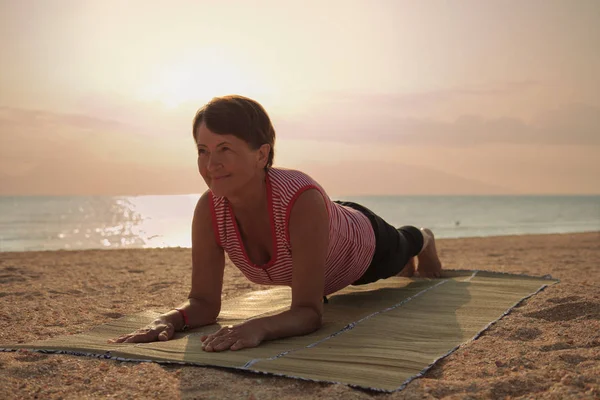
1, 232, 599, 399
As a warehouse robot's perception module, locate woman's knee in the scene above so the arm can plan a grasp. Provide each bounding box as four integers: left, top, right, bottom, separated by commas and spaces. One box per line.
398, 226, 425, 257
419, 228, 434, 253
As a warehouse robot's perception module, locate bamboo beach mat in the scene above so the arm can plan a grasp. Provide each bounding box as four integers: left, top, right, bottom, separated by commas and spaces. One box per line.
1, 270, 557, 392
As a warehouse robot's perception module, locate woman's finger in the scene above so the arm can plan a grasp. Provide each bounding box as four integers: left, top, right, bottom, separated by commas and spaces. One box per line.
123, 329, 157, 343
213, 341, 233, 351
165, 323, 175, 339
201, 326, 232, 343
201, 335, 217, 348
203, 333, 234, 352
206, 336, 236, 352
158, 323, 175, 341
202, 334, 221, 350
230, 339, 248, 351
212, 326, 233, 338
157, 330, 169, 341
108, 323, 169, 344
108, 334, 131, 344
123, 335, 149, 343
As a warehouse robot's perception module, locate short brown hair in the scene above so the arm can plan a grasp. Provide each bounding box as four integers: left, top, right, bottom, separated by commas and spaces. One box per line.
192, 95, 275, 169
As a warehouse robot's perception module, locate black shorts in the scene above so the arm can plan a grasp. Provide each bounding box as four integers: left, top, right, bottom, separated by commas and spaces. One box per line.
333, 201, 424, 285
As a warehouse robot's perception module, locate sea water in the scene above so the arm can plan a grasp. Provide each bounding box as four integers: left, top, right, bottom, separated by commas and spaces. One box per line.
0, 195, 598, 252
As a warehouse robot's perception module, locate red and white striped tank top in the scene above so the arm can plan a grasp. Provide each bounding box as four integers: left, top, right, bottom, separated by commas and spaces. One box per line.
209, 167, 376, 295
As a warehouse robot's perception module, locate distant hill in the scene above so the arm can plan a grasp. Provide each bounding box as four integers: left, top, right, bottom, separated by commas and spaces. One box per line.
0, 159, 205, 196
299, 160, 515, 196
0, 158, 512, 196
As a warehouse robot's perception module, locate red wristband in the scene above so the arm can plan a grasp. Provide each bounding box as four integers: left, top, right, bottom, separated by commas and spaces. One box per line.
175, 308, 189, 331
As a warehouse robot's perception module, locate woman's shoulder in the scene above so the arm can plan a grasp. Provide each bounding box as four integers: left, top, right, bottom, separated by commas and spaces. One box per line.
268, 167, 320, 185
197, 189, 227, 215
268, 167, 329, 200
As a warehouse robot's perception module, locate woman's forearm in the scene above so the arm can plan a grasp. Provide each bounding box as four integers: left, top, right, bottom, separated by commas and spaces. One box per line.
160, 297, 220, 331
255, 306, 322, 341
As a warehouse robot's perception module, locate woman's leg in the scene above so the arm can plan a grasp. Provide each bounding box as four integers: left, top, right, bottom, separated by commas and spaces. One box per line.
337, 200, 442, 283
397, 256, 417, 277
396, 228, 442, 278
415, 228, 443, 278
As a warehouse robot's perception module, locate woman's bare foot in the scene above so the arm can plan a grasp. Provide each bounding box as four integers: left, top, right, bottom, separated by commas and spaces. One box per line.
416, 228, 443, 278
397, 256, 416, 277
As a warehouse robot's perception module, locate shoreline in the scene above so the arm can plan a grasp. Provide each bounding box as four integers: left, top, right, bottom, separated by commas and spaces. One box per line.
1, 232, 599, 399
2, 230, 598, 255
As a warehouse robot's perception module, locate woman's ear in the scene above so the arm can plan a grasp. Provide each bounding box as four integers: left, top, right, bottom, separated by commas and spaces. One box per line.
257, 144, 271, 168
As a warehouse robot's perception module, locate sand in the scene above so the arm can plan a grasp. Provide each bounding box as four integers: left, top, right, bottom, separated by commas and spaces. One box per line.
1, 232, 599, 399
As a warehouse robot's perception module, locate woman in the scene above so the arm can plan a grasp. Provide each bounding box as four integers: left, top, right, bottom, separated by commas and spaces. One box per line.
110, 95, 443, 352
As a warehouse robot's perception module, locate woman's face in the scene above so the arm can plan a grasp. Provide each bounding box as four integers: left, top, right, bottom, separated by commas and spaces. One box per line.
195, 122, 269, 197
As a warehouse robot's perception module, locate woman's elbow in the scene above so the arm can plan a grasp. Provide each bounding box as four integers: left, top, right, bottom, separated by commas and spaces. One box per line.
306, 307, 323, 332
292, 304, 322, 333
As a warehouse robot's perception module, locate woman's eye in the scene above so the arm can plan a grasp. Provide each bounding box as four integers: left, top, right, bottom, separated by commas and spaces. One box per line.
198, 148, 208, 155
221, 147, 230, 152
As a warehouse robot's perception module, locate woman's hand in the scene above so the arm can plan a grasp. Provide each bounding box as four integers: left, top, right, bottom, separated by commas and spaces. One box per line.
108, 318, 175, 344
201, 320, 265, 352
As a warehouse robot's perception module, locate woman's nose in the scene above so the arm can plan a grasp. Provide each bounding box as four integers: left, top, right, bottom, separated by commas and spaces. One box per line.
206, 153, 221, 170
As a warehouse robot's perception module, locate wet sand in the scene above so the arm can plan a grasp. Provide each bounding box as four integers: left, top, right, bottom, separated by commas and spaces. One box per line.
1, 232, 599, 399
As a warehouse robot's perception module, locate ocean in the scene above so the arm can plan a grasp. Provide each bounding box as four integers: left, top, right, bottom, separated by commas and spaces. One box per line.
0, 195, 598, 253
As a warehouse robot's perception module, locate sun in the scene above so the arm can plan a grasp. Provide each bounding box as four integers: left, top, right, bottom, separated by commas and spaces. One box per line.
139, 47, 276, 109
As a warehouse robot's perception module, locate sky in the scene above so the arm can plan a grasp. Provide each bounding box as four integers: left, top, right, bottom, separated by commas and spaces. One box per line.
0, 0, 599, 196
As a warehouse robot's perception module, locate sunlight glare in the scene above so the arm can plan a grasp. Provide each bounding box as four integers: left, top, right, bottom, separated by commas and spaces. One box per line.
139, 47, 277, 109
